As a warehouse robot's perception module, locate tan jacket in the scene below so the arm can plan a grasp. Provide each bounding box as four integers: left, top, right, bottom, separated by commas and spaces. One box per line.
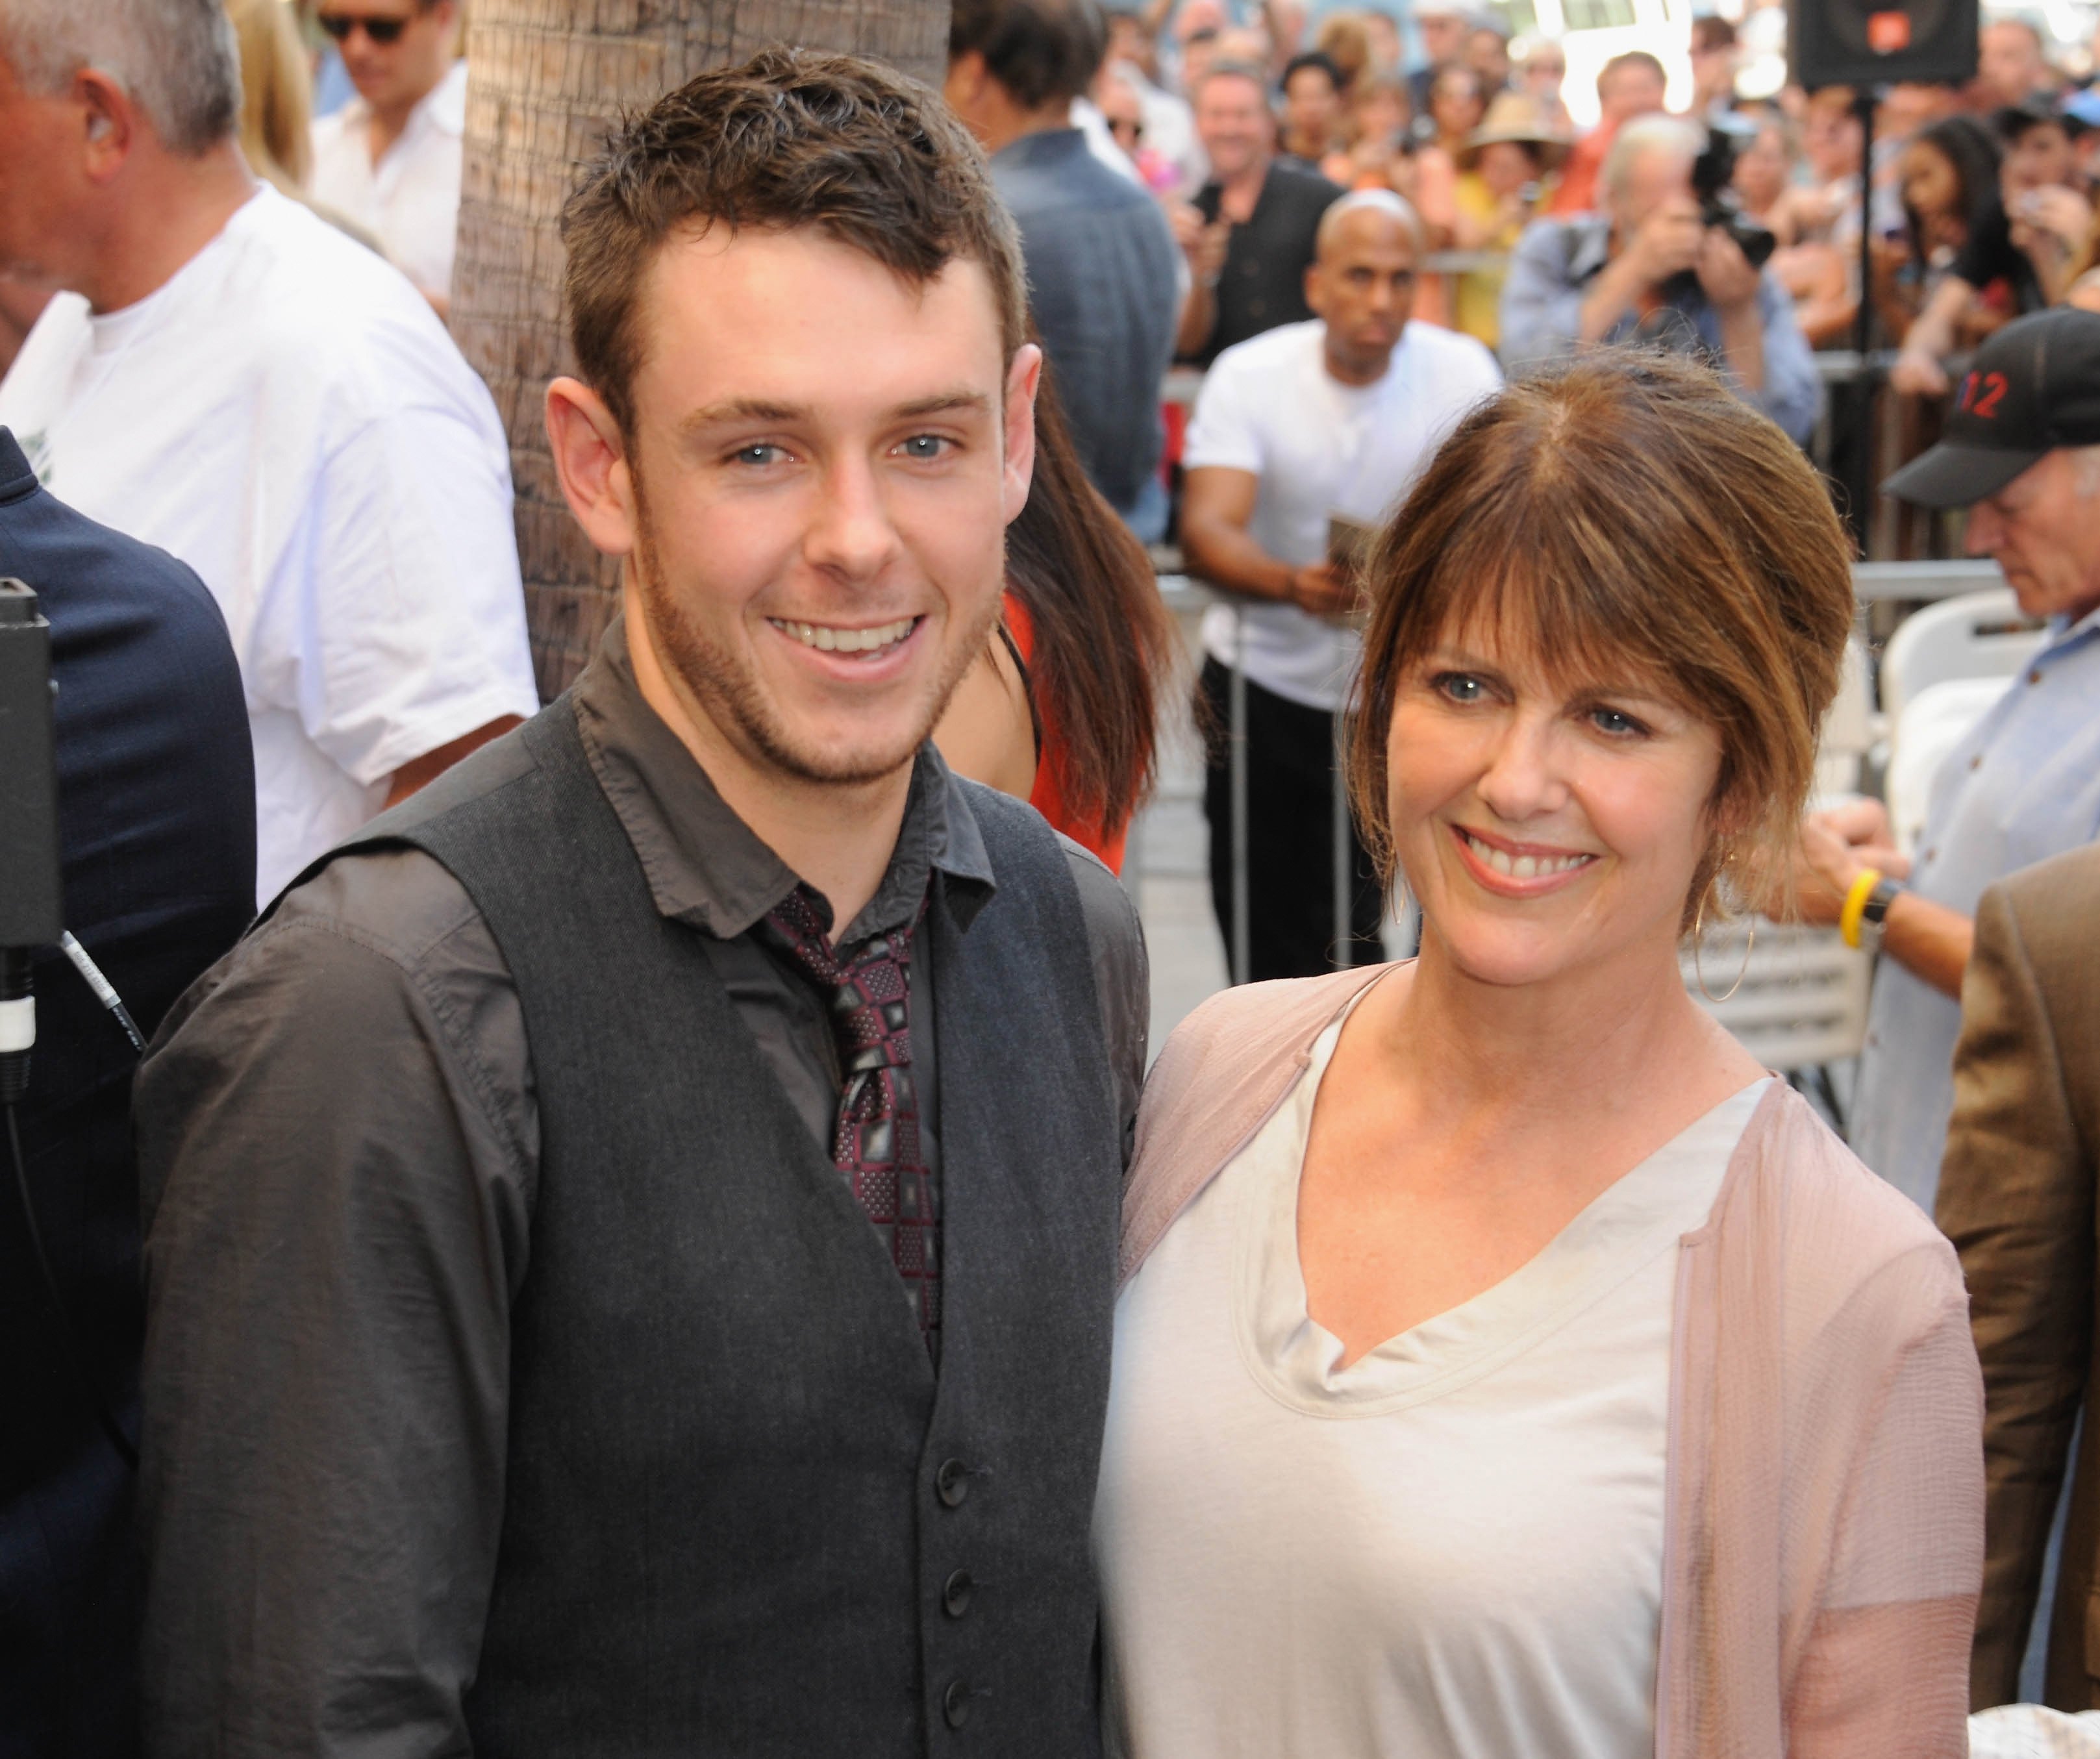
1937, 843, 2100, 1711
1123, 965, 1984, 1758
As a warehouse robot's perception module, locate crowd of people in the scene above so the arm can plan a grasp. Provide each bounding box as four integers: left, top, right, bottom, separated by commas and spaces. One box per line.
3, 0, 2100, 1755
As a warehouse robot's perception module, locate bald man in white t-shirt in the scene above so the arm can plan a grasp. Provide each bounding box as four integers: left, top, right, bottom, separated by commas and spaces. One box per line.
1181, 192, 1502, 980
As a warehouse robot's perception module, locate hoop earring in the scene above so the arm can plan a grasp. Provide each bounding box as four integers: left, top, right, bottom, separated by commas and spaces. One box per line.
1692, 875, 1755, 1005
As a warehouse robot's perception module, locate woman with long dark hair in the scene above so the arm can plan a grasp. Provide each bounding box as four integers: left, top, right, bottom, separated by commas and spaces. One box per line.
938, 362, 1179, 871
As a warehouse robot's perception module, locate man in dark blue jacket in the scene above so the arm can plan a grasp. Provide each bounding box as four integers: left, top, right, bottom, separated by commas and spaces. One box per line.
0, 426, 253, 1757
947, 0, 1181, 536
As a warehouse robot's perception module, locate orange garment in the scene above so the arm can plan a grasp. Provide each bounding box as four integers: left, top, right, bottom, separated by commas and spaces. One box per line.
1003, 592, 1129, 873
1410, 145, 1458, 328
1550, 120, 1614, 216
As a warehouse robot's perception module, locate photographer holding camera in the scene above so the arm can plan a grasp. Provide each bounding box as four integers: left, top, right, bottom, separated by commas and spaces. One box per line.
1501, 113, 1820, 443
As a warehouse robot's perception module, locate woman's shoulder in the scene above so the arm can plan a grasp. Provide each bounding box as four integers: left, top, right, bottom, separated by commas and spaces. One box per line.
1121, 966, 1390, 1283
1148, 967, 1385, 1095
1722, 1081, 1968, 1331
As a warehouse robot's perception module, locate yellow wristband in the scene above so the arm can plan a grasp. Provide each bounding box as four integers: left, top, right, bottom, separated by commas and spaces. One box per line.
1839, 867, 1884, 950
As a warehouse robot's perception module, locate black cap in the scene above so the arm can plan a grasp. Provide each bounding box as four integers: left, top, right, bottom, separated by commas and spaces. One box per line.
1882, 308, 2100, 508
1994, 94, 2088, 140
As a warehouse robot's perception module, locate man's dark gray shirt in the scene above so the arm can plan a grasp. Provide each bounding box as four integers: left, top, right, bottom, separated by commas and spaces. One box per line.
132, 619, 1147, 1754
990, 127, 1179, 519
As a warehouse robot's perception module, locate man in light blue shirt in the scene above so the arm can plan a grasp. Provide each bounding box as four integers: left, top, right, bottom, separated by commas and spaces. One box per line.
1500, 113, 1819, 445
1776, 308, 2100, 1211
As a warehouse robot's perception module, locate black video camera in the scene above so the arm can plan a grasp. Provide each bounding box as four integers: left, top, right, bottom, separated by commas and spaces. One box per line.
1691, 119, 1777, 271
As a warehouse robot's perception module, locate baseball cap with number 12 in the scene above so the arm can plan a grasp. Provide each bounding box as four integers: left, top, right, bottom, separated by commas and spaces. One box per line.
1883, 307, 2100, 509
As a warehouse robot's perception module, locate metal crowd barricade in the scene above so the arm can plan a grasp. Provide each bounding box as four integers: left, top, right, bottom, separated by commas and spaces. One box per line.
1154, 573, 1353, 987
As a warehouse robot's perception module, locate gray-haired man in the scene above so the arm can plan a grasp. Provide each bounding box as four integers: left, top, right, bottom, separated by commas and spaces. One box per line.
0, 0, 538, 904
1499, 111, 1819, 443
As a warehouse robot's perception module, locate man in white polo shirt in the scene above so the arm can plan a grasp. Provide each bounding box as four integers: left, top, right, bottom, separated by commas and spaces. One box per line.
0, 0, 537, 904
1181, 189, 1501, 980
308, 0, 466, 310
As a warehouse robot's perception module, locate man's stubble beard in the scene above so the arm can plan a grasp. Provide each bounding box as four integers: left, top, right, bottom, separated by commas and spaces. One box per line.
629, 459, 1006, 788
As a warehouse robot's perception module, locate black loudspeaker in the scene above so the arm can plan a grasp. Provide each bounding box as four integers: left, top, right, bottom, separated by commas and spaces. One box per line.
1789, 0, 1979, 88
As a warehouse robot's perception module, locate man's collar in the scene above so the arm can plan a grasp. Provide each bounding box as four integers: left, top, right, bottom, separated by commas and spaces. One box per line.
341, 58, 470, 148
571, 615, 996, 946
0, 429, 38, 505
1562, 216, 1614, 284
992, 125, 1088, 168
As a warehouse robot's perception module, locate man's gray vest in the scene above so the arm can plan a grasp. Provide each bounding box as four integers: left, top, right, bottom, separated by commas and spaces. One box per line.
329, 699, 1121, 1757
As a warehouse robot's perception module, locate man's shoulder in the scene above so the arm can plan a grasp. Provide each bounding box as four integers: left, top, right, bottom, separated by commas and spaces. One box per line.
1000, 139, 1169, 238
1265, 158, 1346, 208
227, 192, 482, 391
1055, 830, 1144, 967
1510, 212, 1601, 274
18, 467, 239, 680
1397, 318, 1503, 386
1205, 318, 1323, 386
1993, 842, 2100, 974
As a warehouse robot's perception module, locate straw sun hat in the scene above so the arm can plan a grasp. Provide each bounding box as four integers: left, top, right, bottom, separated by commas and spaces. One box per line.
1457, 92, 1571, 171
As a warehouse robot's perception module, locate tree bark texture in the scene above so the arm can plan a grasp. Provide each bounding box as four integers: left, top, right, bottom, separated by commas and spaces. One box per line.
454, 1, 951, 696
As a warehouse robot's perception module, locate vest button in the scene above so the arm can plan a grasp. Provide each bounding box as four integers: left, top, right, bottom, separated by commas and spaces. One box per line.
943, 1678, 974, 1728
936, 1458, 971, 1508
943, 1569, 974, 1617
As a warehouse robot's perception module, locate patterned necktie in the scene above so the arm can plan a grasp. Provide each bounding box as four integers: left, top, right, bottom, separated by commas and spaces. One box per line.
761, 883, 940, 1347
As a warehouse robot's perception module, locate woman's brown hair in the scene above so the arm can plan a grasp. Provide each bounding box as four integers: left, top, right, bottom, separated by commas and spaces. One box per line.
1346, 351, 1855, 925
1006, 362, 1179, 845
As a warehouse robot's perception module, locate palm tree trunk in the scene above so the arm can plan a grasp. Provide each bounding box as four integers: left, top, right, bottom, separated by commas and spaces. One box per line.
454, 0, 951, 695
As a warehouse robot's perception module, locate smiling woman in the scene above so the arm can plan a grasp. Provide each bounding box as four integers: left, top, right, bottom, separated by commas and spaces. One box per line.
1096, 352, 1984, 1759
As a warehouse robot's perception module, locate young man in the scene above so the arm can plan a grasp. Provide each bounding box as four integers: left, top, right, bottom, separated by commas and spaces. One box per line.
1179, 190, 1500, 979
308, 0, 467, 308
1548, 47, 1667, 216
0, 0, 536, 903
135, 50, 1147, 1759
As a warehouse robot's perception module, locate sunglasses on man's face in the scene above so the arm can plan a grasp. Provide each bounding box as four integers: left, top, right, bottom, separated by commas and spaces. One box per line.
318, 12, 412, 44
1109, 116, 1145, 142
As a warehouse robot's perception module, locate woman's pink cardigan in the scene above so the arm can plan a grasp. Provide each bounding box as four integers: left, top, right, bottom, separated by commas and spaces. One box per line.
1120, 965, 1985, 1758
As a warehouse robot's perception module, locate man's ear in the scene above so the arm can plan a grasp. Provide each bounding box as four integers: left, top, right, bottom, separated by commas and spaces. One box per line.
1000, 342, 1043, 524
944, 49, 992, 114
545, 376, 638, 558
77, 70, 133, 183
1304, 258, 1329, 319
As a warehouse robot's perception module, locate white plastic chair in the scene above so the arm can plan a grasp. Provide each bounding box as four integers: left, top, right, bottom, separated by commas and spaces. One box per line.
1886, 677, 2012, 856
1812, 638, 1875, 805
1680, 916, 1872, 1073
1878, 588, 2044, 723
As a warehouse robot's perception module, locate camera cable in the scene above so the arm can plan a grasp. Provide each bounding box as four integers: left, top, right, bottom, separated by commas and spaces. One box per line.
3, 933, 144, 1471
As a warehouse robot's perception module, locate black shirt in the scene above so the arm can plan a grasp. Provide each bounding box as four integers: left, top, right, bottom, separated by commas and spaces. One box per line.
1191, 157, 1346, 366
132, 619, 1148, 1757
1953, 201, 2047, 315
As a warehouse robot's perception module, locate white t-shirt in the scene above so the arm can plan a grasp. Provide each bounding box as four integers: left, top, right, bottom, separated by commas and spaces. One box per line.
1186, 318, 1501, 712
1095, 995, 1769, 1759
308, 58, 468, 299
0, 184, 538, 903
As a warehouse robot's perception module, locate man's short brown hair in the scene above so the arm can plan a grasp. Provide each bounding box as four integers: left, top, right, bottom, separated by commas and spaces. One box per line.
560, 49, 1027, 440
1599, 47, 1667, 93
1347, 352, 1855, 927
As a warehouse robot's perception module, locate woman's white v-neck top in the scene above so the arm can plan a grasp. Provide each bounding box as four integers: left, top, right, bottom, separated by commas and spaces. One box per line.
1093, 1003, 1771, 1759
